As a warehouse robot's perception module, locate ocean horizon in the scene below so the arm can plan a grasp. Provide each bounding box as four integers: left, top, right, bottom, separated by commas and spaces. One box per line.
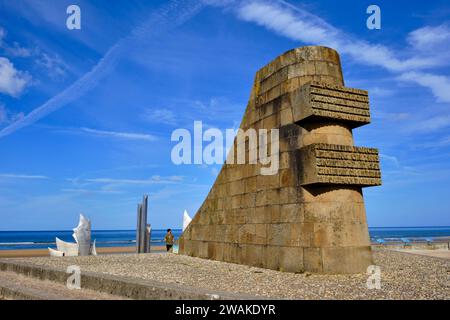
0, 226, 449, 251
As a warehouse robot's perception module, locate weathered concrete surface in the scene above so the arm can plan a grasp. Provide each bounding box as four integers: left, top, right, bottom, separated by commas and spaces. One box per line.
0, 270, 126, 300
2, 251, 447, 299
179, 46, 381, 274
0, 259, 262, 300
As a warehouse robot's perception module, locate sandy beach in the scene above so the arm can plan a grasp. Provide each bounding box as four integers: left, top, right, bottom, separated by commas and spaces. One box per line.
0, 246, 166, 258
393, 248, 450, 259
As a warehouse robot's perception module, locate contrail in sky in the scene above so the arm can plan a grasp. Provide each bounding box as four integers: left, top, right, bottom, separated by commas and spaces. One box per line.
0, 0, 204, 138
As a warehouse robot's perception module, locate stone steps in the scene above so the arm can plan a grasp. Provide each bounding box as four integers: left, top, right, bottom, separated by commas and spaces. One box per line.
0, 259, 260, 300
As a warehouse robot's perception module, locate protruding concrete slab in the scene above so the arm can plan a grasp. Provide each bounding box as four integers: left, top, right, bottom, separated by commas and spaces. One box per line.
298, 143, 381, 186
292, 82, 371, 128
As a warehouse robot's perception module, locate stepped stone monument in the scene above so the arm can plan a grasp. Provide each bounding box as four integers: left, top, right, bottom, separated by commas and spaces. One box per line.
179, 46, 382, 274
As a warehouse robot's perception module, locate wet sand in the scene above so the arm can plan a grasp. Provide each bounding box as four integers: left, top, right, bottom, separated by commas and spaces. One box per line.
0, 246, 166, 258
393, 248, 450, 259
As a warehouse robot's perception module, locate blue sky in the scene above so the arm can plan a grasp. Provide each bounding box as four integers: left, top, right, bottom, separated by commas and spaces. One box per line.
0, 0, 449, 230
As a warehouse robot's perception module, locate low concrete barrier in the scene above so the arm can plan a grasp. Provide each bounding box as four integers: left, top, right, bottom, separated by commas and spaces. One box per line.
0, 259, 263, 300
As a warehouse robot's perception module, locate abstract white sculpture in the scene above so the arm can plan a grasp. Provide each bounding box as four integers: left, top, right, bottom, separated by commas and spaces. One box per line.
183, 210, 192, 232
48, 214, 97, 257
48, 247, 64, 257
73, 213, 92, 256
55, 237, 79, 256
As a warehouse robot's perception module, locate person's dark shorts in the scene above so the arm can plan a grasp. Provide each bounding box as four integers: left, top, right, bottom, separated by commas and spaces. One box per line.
166, 244, 173, 251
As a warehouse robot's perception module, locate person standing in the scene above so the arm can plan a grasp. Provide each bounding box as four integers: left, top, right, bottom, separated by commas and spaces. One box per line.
164, 229, 174, 252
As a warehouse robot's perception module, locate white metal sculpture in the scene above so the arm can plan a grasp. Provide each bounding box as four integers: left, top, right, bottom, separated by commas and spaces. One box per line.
48, 214, 97, 257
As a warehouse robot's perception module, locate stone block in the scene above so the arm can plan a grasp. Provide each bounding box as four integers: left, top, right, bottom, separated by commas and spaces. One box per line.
279, 246, 304, 273
267, 223, 290, 246
321, 246, 373, 274
198, 241, 209, 259
249, 206, 269, 224
311, 222, 371, 247
279, 187, 299, 204
242, 244, 265, 268
288, 222, 313, 247
279, 203, 304, 223
280, 107, 294, 126
265, 245, 281, 270
303, 248, 323, 273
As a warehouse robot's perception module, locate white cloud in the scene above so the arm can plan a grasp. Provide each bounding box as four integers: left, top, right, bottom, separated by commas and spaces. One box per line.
410, 114, 450, 132
237, 1, 337, 45
0, 173, 48, 179
397, 72, 450, 103
80, 127, 158, 142
415, 136, 450, 148
84, 175, 182, 185
0, 57, 31, 97
143, 108, 177, 125
35, 52, 67, 79
1, 25, 68, 77
379, 154, 400, 167
407, 24, 450, 52
0, 0, 204, 139
0, 104, 25, 125
0, 26, 31, 57
3, 42, 32, 58
224, 0, 450, 108
373, 111, 410, 122
61, 188, 125, 194
368, 87, 395, 98
234, 1, 444, 73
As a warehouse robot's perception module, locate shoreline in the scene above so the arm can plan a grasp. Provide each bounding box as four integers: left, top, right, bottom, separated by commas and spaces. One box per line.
1, 242, 448, 259
0, 246, 167, 258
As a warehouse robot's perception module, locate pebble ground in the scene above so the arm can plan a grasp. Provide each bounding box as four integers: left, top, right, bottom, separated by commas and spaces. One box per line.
6, 248, 449, 299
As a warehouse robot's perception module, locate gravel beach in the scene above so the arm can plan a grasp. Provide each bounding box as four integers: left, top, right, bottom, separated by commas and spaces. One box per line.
5, 248, 449, 299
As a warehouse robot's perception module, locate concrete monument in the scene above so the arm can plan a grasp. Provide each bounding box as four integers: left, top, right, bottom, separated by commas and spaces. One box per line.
179, 46, 381, 274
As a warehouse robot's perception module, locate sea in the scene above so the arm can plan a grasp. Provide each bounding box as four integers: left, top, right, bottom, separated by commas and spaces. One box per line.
0, 227, 449, 250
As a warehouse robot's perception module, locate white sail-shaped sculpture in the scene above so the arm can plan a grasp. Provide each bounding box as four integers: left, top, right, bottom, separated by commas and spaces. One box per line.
90, 239, 97, 256
55, 237, 79, 256
183, 210, 192, 232
48, 213, 96, 257
48, 247, 64, 257
73, 214, 92, 256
